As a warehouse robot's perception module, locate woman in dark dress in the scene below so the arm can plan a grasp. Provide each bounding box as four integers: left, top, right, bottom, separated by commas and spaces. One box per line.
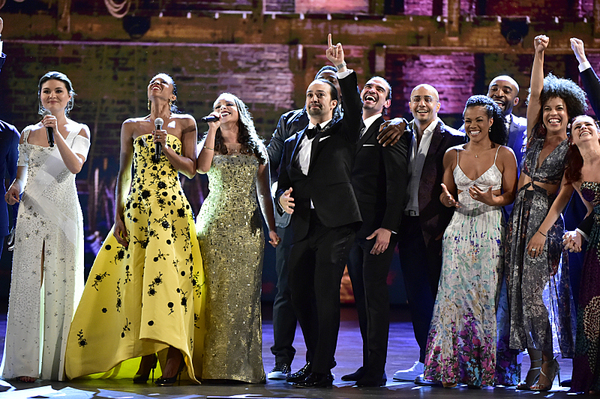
505, 35, 585, 391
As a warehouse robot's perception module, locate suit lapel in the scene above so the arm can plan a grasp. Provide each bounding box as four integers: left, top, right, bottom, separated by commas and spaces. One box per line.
291, 128, 307, 167
309, 125, 328, 173
427, 120, 445, 157
356, 116, 383, 152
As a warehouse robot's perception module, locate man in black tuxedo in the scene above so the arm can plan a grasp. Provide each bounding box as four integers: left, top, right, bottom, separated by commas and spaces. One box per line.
276, 35, 363, 388
392, 84, 466, 383
341, 76, 411, 387
266, 66, 343, 380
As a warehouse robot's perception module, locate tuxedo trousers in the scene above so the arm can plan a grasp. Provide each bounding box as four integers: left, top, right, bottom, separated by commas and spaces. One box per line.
270, 224, 299, 366
288, 210, 357, 374
347, 234, 396, 377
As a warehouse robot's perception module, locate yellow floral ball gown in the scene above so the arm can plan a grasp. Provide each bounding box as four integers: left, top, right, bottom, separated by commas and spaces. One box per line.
65, 134, 205, 381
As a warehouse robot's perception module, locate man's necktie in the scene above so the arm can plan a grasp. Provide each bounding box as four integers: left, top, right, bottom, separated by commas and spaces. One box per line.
306, 124, 321, 140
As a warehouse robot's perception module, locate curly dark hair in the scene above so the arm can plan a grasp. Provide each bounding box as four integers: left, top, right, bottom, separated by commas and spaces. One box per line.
530, 73, 588, 140
463, 95, 508, 146
212, 93, 266, 164
564, 115, 600, 183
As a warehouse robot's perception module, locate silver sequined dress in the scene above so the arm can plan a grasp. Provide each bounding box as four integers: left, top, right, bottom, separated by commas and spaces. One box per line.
196, 154, 265, 383
1, 126, 88, 381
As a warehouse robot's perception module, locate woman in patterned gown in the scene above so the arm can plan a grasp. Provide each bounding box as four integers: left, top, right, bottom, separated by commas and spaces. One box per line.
423, 95, 517, 387
562, 117, 600, 394
65, 73, 204, 385
1, 72, 91, 382
196, 93, 279, 383
505, 35, 586, 391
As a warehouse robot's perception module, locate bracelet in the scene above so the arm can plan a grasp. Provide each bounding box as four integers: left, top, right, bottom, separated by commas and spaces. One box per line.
335, 62, 347, 71
203, 146, 214, 151
537, 231, 547, 237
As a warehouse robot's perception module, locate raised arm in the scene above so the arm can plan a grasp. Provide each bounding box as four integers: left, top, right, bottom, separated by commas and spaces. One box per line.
196, 111, 220, 173
572, 38, 600, 117
527, 35, 549, 141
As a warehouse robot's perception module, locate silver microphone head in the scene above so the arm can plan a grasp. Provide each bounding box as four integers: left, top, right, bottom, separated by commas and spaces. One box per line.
41, 109, 51, 117
155, 117, 164, 130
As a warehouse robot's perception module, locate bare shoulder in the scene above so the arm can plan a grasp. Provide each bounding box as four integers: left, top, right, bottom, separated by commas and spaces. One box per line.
70, 120, 91, 139
499, 145, 517, 161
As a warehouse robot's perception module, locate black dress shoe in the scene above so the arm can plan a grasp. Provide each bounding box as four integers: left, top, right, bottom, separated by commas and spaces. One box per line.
342, 367, 365, 381
292, 372, 334, 388
356, 372, 387, 387
286, 362, 311, 383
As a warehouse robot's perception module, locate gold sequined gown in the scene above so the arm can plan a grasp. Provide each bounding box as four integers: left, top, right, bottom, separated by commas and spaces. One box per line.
196, 154, 265, 383
65, 134, 205, 382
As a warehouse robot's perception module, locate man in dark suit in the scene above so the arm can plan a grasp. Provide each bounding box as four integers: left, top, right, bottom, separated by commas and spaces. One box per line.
0, 120, 19, 259
487, 75, 527, 168
341, 76, 411, 387
392, 84, 466, 383
0, 17, 18, 257
276, 35, 362, 388
266, 65, 343, 380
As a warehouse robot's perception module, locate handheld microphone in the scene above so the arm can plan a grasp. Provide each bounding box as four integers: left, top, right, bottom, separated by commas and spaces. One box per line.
201, 115, 219, 123
153, 117, 164, 163
41, 109, 55, 147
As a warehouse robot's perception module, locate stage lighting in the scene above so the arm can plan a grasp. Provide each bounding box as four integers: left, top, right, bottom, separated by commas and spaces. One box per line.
123, 15, 151, 39
501, 17, 529, 46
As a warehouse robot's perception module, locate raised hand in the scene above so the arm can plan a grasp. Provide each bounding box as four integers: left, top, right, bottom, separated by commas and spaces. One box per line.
534, 35, 549, 55
570, 37, 588, 65
325, 33, 345, 70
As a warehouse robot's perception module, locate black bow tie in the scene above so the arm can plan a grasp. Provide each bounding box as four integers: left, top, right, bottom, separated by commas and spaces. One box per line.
306, 124, 321, 140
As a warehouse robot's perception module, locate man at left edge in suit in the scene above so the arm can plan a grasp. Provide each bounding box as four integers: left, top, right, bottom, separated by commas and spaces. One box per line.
276, 34, 363, 388
0, 17, 19, 258
341, 77, 411, 387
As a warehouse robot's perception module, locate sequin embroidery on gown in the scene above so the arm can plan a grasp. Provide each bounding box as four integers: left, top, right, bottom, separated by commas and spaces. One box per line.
196, 154, 266, 383
64, 134, 205, 382
1, 126, 88, 381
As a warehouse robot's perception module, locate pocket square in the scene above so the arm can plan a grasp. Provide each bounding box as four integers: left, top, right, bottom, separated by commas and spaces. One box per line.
319, 135, 331, 142
362, 144, 375, 147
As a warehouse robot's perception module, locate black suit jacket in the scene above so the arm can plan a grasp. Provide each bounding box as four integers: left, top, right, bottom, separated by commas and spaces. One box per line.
276, 71, 363, 242
414, 119, 467, 252
581, 66, 600, 116
352, 115, 411, 239
0, 121, 20, 236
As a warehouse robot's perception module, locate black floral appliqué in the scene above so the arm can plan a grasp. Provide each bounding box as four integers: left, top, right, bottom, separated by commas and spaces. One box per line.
77, 329, 87, 347
92, 272, 110, 291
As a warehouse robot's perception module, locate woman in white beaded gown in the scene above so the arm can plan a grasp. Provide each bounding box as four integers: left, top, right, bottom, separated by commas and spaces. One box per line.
1, 71, 90, 382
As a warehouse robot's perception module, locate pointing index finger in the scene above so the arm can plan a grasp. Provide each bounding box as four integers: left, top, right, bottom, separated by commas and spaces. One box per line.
328, 33, 332, 48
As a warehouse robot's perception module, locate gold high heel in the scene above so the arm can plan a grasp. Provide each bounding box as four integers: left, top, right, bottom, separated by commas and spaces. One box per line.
531, 358, 561, 391
133, 354, 158, 384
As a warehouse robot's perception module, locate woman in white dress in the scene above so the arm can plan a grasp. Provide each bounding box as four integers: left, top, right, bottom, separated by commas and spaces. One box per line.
1, 71, 91, 382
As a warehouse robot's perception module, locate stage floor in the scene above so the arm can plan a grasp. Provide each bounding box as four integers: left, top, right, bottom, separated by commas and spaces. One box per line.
0, 305, 575, 398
